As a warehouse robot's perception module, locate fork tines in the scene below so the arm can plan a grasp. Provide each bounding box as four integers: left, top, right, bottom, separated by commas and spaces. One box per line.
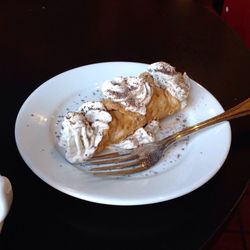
85, 150, 144, 176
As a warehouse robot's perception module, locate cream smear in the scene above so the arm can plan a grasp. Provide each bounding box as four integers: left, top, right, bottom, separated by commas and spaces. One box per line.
111, 120, 160, 149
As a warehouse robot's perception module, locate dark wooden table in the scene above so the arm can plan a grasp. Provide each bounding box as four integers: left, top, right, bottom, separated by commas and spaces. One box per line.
1, 0, 249, 249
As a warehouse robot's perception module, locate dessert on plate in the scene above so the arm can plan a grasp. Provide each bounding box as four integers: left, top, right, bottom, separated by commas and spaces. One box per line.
58, 61, 191, 164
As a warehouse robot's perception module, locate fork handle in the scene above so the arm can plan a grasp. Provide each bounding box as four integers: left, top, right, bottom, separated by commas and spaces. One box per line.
164, 97, 250, 142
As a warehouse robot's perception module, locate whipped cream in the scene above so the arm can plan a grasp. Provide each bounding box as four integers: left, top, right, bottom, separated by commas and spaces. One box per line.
59, 101, 112, 163
148, 61, 191, 108
101, 76, 152, 115
112, 120, 159, 149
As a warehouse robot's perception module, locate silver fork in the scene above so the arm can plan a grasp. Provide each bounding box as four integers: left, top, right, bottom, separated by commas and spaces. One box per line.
82, 97, 250, 176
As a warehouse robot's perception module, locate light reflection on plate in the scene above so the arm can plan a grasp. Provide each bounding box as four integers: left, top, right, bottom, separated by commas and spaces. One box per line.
15, 62, 231, 205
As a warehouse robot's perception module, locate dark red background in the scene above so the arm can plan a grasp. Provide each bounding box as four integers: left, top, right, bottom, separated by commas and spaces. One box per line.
199, 0, 250, 49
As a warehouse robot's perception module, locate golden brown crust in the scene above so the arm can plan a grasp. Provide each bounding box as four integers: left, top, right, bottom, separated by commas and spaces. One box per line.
96, 72, 180, 152
146, 84, 180, 120
97, 109, 146, 152
140, 72, 180, 120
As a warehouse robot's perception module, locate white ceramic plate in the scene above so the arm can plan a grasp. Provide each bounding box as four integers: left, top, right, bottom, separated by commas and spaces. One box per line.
15, 62, 231, 206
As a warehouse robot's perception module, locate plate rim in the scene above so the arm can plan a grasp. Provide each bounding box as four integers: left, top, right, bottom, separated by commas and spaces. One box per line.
14, 61, 232, 206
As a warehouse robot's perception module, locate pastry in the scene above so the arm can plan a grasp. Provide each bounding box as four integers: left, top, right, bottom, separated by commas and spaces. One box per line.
58, 61, 191, 164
